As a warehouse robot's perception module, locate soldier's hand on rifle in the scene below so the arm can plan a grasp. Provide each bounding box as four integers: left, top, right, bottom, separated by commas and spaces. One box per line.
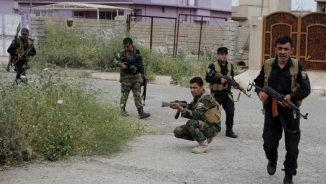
258, 91, 268, 102
278, 94, 292, 108
233, 85, 239, 89
171, 103, 183, 112
121, 63, 128, 69
17, 54, 21, 59
221, 78, 227, 84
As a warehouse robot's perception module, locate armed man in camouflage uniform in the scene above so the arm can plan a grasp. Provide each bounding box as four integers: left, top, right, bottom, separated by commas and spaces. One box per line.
114, 37, 150, 119
7, 28, 36, 83
172, 77, 221, 154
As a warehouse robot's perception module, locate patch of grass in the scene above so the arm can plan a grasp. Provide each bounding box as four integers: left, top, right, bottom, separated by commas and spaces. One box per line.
0, 73, 141, 166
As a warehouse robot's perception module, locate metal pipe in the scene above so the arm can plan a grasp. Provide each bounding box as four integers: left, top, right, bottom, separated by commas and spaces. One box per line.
175, 14, 181, 57
29, 0, 32, 13
97, 8, 99, 19
172, 18, 177, 57
198, 16, 203, 60
150, 17, 153, 50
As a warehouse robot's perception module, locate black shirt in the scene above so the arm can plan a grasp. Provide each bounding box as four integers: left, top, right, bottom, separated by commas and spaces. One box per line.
254, 57, 311, 101
205, 61, 234, 84
7, 38, 36, 58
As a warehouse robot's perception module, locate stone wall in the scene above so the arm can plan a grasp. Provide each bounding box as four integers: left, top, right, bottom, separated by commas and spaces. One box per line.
30, 16, 249, 61
31, 17, 115, 46
129, 22, 224, 54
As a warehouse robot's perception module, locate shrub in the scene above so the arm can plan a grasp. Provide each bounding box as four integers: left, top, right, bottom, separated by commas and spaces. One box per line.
0, 73, 141, 166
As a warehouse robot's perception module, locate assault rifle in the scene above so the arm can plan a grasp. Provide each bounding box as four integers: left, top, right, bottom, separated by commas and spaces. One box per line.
247, 82, 308, 119
222, 76, 251, 98
12, 40, 35, 66
162, 100, 189, 119
141, 76, 147, 105
7, 23, 21, 71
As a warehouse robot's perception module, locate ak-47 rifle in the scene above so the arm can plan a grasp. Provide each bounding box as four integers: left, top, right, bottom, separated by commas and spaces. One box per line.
247, 82, 308, 119
222, 75, 251, 98
141, 75, 147, 105
162, 100, 189, 119
7, 22, 21, 71
12, 39, 35, 66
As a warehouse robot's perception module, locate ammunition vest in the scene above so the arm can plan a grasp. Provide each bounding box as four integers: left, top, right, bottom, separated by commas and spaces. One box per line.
120, 49, 142, 75
263, 58, 302, 106
195, 91, 221, 125
209, 62, 232, 91
15, 37, 33, 61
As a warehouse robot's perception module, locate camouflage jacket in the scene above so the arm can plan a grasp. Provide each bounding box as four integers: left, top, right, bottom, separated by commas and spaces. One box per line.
114, 47, 144, 75
181, 90, 221, 124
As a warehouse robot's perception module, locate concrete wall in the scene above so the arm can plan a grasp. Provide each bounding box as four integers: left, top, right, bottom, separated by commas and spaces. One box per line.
248, 16, 263, 70
129, 21, 224, 53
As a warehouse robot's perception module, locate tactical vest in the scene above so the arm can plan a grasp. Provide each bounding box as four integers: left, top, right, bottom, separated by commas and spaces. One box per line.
15, 37, 33, 61
195, 91, 221, 125
209, 62, 232, 91
120, 49, 142, 75
263, 58, 302, 106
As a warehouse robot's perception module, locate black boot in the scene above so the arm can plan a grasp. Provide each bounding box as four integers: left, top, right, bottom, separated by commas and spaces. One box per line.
6, 65, 10, 72
137, 107, 150, 119
226, 126, 238, 138
267, 156, 277, 175
283, 171, 293, 184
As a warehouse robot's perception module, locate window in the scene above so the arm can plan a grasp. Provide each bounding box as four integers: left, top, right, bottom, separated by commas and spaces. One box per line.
34, 11, 54, 17
74, 12, 85, 17
162, 7, 165, 13
99, 11, 118, 20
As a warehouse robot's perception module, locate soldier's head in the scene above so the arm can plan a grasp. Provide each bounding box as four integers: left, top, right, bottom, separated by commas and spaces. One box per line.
21, 28, 29, 40
217, 47, 228, 63
123, 37, 134, 52
274, 36, 294, 63
189, 77, 204, 97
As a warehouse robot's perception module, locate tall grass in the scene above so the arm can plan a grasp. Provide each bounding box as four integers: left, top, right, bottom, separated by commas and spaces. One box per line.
0, 73, 141, 166
33, 26, 238, 85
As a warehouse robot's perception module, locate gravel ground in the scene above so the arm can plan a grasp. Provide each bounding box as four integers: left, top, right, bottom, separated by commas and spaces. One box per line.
1, 71, 326, 184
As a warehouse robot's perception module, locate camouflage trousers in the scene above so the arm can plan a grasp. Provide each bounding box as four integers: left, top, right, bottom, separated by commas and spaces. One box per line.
120, 73, 143, 109
173, 119, 221, 143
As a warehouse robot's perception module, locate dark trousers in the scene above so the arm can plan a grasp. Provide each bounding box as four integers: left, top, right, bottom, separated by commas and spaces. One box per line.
14, 61, 27, 79
263, 104, 301, 175
213, 92, 235, 127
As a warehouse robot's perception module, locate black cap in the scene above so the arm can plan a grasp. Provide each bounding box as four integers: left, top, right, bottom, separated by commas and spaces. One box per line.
21, 28, 29, 34
217, 47, 228, 54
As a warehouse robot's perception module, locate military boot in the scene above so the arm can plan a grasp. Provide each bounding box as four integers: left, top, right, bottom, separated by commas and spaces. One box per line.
6, 65, 10, 72
207, 137, 213, 144
121, 107, 130, 117
226, 126, 238, 138
137, 107, 150, 119
267, 156, 278, 175
283, 171, 293, 184
191, 140, 210, 154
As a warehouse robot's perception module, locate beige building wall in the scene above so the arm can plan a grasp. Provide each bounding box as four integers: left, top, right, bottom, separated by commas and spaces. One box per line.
316, 0, 326, 12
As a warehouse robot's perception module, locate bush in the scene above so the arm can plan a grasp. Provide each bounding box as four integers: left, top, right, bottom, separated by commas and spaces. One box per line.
0, 73, 141, 166
33, 26, 216, 85
33, 26, 124, 71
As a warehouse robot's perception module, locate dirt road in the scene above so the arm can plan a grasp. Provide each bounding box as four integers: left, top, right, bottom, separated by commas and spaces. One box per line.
1, 76, 325, 184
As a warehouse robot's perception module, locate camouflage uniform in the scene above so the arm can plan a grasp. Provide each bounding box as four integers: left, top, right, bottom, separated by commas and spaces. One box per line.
114, 47, 144, 110
174, 91, 221, 143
